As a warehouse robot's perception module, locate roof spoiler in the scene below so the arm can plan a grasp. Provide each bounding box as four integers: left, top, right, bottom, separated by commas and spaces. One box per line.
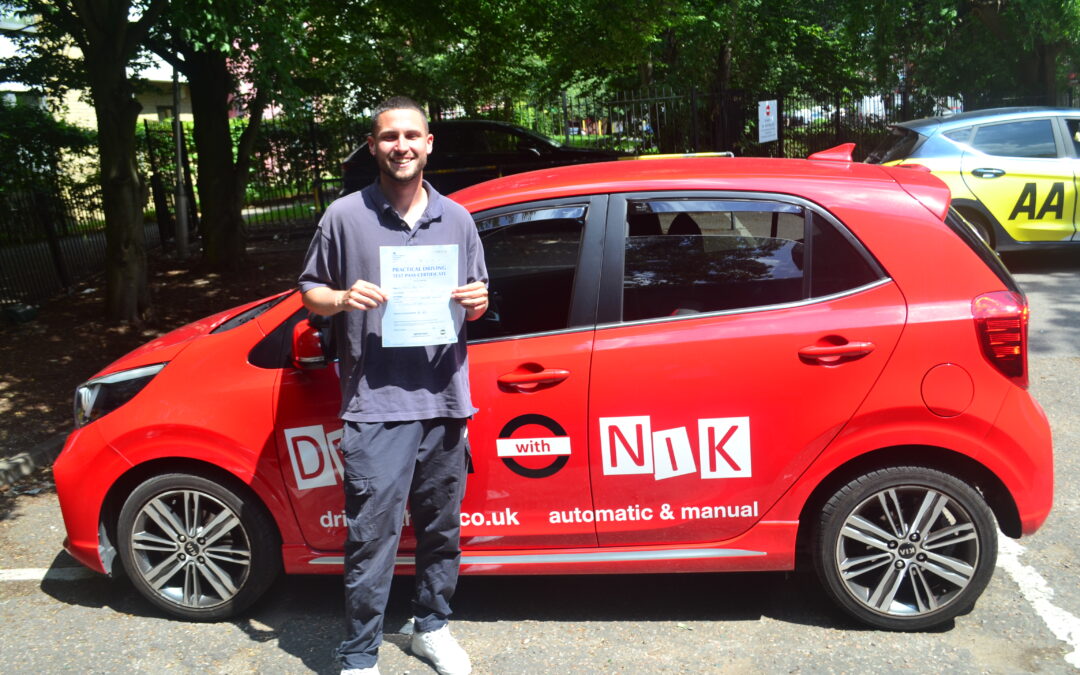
807, 143, 856, 162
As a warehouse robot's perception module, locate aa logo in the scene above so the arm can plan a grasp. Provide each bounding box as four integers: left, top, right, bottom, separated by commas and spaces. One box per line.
1009, 182, 1065, 221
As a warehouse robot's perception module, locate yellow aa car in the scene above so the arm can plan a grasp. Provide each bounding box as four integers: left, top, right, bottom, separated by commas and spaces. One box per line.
867, 106, 1080, 251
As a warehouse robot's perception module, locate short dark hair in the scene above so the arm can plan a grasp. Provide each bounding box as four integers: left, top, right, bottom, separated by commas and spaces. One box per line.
370, 96, 428, 135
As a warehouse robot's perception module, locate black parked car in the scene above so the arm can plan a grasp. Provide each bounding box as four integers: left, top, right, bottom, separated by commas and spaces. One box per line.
341, 120, 628, 195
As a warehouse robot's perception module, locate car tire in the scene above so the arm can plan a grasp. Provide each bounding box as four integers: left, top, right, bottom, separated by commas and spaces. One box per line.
117, 472, 281, 621
811, 466, 997, 631
961, 210, 995, 249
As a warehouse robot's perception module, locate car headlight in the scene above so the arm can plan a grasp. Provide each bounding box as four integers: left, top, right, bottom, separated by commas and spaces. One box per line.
74, 363, 167, 428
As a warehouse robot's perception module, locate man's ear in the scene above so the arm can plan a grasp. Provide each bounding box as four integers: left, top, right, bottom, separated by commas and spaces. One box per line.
367, 134, 376, 155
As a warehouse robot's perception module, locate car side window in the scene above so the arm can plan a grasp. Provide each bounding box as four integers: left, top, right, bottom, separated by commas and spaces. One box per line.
476, 129, 520, 153
943, 127, 973, 144
468, 205, 586, 340
433, 127, 470, 154
970, 120, 1058, 158
1065, 119, 1080, 156
621, 200, 880, 321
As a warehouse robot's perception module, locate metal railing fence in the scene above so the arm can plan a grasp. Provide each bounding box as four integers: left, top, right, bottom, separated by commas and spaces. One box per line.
3, 87, 1075, 307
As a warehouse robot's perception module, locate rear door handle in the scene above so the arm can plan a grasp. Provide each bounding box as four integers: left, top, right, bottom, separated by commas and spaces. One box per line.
798, 341, 875, 364
971, 167, 1005, 179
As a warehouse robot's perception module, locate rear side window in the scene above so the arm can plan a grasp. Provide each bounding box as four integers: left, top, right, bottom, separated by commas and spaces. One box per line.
621, 200, 882, 321
943, 127, 973, 144
971, 120, 1058, 158
866, 127, 923, 164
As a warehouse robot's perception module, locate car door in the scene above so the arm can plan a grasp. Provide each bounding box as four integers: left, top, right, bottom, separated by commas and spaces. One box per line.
273, 196, 607, 553
463, 196, 606, 549
1060, 115, 1080, 242
587, 194, 907, 547
959, 117, 1077, 242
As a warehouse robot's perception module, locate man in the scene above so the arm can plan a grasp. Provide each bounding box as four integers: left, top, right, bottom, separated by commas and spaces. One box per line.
298, 96, 488, 675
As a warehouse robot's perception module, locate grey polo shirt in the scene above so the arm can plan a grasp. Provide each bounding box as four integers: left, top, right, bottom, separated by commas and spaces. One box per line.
298, 180, 488, 423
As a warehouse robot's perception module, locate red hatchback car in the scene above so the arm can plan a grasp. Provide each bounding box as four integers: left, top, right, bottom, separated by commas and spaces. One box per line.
54, 149, 1053, 632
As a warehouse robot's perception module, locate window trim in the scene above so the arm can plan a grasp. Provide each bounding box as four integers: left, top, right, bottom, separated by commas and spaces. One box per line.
597, 278, 895, 332
599, 191, 888, 325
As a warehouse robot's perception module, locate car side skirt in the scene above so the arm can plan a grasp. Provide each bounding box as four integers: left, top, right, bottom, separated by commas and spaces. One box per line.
281, 520, 798, 575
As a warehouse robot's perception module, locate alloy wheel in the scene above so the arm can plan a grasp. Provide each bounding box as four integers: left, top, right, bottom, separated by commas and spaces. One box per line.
834, 485, 980, 618
128, 489, 253, 610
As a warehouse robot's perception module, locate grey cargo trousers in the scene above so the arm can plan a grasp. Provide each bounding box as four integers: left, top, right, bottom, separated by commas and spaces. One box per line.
337, 418, 469, 670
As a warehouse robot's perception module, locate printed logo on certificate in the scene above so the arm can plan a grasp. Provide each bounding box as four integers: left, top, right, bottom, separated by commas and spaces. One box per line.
380, 245, 459, 347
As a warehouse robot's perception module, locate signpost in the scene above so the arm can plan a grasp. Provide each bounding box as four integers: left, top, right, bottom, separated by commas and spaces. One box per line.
758, 100, 778, 144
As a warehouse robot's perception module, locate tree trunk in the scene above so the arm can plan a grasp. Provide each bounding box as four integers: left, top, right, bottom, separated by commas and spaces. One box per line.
185, 50, 249, 272
87, 57, 150, 322
1037, 44, 1061, 105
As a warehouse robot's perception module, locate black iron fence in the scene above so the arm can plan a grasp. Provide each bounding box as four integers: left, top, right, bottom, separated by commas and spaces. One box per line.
3, 87, 1075, 307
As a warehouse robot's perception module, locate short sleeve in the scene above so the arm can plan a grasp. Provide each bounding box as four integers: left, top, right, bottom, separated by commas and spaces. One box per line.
297, 222, 338, 293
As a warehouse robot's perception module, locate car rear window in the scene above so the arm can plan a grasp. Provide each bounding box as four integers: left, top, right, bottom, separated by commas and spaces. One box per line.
944, 208, 1020, 293
866, 126, 924, 164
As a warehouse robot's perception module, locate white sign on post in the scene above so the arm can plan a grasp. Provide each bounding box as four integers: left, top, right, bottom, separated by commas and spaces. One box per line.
758, 100, 778, 143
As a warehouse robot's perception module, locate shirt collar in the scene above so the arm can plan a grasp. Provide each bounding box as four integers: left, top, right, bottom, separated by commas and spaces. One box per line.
368, 179, 444, 228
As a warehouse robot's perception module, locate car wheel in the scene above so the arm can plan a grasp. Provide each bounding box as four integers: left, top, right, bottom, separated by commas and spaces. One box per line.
117, 472, 281, 620
812, 466, 997, 631
962, 210, 995, 249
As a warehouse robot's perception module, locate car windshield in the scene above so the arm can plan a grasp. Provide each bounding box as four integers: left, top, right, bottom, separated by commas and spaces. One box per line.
865, 126, 923, 164
515, 125, 563, 148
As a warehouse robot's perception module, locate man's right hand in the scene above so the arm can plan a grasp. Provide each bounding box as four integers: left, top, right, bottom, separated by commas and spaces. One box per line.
302, 281, 387, 316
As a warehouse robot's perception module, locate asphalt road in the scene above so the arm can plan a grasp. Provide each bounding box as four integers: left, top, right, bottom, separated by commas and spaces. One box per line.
0, 250, 1077, 674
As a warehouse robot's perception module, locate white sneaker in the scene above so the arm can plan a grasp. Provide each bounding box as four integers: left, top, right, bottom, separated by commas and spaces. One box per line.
341, 666, 380, 675
410, 624, 471, 675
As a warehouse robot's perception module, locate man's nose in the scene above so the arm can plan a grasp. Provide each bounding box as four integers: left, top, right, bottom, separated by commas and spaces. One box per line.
393, 135, 409, 152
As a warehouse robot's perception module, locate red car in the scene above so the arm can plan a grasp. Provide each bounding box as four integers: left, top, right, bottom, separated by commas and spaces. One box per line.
54, 147, 1053, 631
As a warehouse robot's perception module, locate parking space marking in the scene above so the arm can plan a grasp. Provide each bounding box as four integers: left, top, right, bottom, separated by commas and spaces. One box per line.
997, 537, 1080, 668
0, 567, 96, 582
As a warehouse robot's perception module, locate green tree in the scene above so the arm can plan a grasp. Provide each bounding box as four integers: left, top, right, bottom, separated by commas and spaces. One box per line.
146, 0, 312, 271
0, 97, 95, 193
2, 0, 167, 322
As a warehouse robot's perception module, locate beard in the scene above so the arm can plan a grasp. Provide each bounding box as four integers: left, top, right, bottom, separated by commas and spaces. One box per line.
380, 153, 426, 183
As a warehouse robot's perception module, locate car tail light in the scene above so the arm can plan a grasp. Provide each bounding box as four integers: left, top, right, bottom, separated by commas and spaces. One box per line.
972, 291, 1028, 388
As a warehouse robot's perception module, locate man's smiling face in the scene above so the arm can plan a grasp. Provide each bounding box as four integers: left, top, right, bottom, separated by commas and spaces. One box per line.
368, 108, 433, 184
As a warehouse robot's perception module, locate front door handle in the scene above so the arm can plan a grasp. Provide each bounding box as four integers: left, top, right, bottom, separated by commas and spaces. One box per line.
798, 341, 875, 364
497, 368, 571, 391
971, 167, 1005, 179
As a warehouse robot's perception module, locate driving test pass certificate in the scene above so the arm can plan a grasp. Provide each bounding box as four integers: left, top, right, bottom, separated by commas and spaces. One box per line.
380, 244, 459, 347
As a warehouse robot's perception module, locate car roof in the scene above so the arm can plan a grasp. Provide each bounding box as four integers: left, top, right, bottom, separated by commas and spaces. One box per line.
896, 106, 1079, 133
449, 155, 951, 220
430, 119, 525, 131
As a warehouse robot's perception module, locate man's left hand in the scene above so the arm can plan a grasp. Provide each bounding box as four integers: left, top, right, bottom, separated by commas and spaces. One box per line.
452, 281, 489, 321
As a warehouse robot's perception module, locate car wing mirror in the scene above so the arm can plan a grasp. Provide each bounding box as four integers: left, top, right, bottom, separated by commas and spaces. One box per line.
291, 318, 327, 369
518, 143, 542, 158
